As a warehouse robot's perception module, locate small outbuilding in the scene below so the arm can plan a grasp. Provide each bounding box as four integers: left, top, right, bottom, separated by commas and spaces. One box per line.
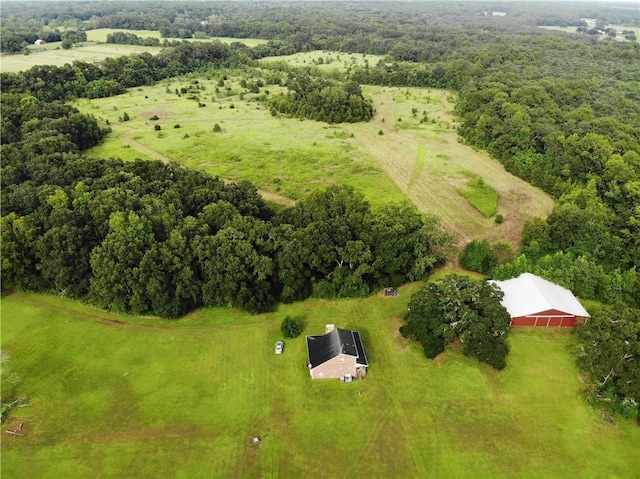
490, 273, 589, 327
34, 39, 47, 45
306, 324, 368, 380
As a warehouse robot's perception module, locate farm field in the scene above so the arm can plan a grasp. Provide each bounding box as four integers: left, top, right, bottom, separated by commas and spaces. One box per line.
85, 28, 269, 47
2, 290, 639, 478
260, 50, 383, 72
0, 44, 161, 73
79, 76, 553, 245
0, 31, 267, 74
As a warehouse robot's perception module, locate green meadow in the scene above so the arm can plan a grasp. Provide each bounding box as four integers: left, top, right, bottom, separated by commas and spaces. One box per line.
86, 28, 268, 47
2, 289, 639, 478
0, 30, 267, 74
0, 44, 161, 73
260, 50, 383, 72
79, 76, 553, 244
459, 172, 499, 218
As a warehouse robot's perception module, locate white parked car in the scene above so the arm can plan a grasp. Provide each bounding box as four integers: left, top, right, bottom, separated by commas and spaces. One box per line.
275, 341, 284, 354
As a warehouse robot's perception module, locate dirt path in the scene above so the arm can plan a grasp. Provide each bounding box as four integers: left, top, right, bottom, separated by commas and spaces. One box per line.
345, 88, 554, 247
123, 129, 295, 206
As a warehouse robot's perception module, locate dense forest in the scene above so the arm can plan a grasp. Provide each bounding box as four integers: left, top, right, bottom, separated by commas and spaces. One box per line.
1, 1, 638, 419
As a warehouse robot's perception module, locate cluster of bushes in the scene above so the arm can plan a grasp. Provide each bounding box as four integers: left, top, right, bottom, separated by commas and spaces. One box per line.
105, 31, 161, 47
268, 74, 373, 124
401, 275, 511, 370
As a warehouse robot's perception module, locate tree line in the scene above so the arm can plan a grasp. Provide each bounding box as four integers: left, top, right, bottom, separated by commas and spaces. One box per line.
3, 1, 637, 53
0, 41, 250, 102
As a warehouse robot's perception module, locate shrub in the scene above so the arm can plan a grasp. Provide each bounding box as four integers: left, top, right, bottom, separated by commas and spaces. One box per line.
281, 316, 303, 338
150, 115, 159, 120
460, 239, 495, 274
213, 123, 222, 132
154, 124, 161, 131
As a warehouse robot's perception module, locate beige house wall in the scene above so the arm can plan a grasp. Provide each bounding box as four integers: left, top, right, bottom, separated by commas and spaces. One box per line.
310, 354, 357, 379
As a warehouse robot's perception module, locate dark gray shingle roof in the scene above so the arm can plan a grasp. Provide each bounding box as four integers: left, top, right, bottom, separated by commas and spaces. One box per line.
306, 328, 368, 368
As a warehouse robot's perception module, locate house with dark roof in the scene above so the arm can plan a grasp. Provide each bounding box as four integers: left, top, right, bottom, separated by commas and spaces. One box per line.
490, 273, 590, 327
306, 325, 368, 380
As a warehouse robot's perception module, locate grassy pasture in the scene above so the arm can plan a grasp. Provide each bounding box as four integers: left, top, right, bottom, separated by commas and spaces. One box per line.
78, 77, 405, 207
0, 44, 161, 73
86, 28, 268, 47
86, 28, 164, 42
260, 50, 383, 73
344, 86, 554, 246
0, 31, 267, 74
458, 172, 499, 218
2, 290, 639, 478
79, 76, 553, 245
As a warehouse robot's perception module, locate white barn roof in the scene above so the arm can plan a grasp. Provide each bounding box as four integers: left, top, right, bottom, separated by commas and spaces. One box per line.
490, 273, 589, 318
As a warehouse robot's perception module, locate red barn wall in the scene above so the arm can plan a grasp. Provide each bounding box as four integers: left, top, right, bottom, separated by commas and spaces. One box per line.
510, 309, 584, 328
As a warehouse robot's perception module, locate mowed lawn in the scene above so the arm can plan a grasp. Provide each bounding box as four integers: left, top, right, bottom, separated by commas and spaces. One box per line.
2, 290, 638, 478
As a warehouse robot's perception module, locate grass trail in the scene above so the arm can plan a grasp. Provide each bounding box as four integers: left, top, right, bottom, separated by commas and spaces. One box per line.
346, 87, 554, 246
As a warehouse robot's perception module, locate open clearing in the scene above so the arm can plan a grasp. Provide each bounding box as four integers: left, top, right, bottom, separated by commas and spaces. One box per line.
260, 50, 383, 72
0, 31, 267, 74
2, 290, 639, 478
80, 76, 553, 245
78, 77, 406, 207
85, 28, 268, 47
0, 44, 161, 73
345, 86, 553, 246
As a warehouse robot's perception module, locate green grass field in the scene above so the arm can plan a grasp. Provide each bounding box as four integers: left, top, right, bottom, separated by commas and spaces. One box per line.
78, 77, 553, 245
2, 290, 639, 478
0, 30, 267, 74
0, 44, 162, 73
459, 173, 499, 218
260, 50, 382, 73
77, 77, 406, 207
86, 28, 268, 47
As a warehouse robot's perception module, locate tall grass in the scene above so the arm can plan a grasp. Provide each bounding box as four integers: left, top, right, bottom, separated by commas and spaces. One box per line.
78, 77, 405, 206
